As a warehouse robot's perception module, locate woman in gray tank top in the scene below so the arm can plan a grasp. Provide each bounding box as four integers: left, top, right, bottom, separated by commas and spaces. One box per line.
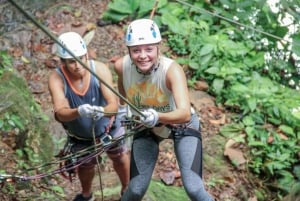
114, 19, 214, 201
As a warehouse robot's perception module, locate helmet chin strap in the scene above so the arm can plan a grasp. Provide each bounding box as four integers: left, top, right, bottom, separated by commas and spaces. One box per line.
135, 61, 160, 76
131, 49, 161, 76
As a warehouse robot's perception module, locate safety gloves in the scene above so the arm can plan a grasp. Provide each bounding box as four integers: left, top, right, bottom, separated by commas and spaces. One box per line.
140, 108, 159, 128
116, 106, 159, 128
78, 104, 94, 117
91, 106, 104, 120
117, 105, 127, 120
78, 104, 104, 120
117, 105, 132, 120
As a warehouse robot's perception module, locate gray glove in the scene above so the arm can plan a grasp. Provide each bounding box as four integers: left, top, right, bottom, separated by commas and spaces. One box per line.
140, 108, 159, 128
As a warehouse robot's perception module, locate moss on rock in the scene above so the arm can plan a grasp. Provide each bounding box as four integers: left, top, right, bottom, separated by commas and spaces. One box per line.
0, 71, 54, 163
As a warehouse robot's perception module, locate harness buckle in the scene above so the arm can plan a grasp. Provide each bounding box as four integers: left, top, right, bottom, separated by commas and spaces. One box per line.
100, 134, 112, 145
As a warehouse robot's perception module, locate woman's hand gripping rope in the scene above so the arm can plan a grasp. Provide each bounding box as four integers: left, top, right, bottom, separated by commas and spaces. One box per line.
139, 108, 159, 128
116, 105, 147, 133
118, 107, 159, 129
117, 105, 159, 130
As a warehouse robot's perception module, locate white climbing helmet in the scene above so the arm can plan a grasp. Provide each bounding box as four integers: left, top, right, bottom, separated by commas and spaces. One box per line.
125, 19, 162, 47
56, 32, 87, 59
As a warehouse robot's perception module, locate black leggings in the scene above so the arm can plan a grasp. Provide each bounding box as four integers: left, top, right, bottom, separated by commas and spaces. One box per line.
121, 114, 214, 201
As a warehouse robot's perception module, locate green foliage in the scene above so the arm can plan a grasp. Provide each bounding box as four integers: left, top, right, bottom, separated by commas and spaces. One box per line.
50, 185, 65, 197
1, 182, 15, 195
254, 189, 266, 201
0, 62, 54, 189
206, 177, 225, 188
101, 0, 168, 22
167, 34, 188, 55
0, 72, 58, 200
147, 180, 190, 201
41, 187, 66, 200
292, 34, 300, 56
221, 73, 300, 195
0, 112, 26, 131
0, 51, 13, 76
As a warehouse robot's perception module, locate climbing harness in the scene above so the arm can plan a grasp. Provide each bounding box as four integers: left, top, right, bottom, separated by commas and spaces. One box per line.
0, 116, 143, 186
0, 114, 189, 187
55, 137, 76, 182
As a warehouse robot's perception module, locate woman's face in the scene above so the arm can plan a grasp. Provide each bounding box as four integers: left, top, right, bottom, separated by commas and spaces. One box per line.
129, 44, 159, 74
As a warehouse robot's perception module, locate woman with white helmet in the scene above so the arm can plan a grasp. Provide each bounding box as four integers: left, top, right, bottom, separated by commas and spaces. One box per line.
114, 19, 214, 201
48, 32, 130, 201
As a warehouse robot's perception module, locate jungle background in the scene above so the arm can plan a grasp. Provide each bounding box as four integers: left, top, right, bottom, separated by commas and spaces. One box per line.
0, 0, 300, 201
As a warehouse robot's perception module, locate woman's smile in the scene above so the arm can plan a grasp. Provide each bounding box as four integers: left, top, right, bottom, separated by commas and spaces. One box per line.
129, 44, 159, 73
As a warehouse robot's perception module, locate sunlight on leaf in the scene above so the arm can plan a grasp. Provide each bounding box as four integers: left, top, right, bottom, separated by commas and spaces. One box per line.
247, 97, 257, 112
212, 78, 224, 94
279, 125, 295, 136
21, 56, 31, 64
83, 30, 95, 46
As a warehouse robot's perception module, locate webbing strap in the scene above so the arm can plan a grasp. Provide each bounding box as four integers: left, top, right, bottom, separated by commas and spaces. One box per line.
167, 125, 202, 141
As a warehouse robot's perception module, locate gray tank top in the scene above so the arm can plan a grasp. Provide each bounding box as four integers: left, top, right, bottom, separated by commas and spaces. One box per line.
122, 55, 198, 134
122, 55, 176, 115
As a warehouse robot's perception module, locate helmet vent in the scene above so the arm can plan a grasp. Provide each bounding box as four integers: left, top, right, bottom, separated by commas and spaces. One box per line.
151, 24, 157, 38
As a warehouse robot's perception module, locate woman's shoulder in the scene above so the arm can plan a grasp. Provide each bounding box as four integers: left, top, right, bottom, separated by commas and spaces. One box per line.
120, 54, 131, 65
114, 56, 124, 68
114, 55, 131, 72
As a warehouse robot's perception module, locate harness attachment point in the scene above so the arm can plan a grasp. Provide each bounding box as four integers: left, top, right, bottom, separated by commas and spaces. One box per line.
100, 134, 112, 145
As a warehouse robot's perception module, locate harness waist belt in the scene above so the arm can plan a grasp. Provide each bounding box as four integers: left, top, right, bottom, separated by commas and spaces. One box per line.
66, 131, 95, 141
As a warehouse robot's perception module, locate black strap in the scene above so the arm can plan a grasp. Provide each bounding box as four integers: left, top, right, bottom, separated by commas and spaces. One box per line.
167, 125, 202, 141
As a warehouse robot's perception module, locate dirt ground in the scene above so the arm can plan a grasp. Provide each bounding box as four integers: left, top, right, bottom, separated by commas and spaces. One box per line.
0, 0, 259, 200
